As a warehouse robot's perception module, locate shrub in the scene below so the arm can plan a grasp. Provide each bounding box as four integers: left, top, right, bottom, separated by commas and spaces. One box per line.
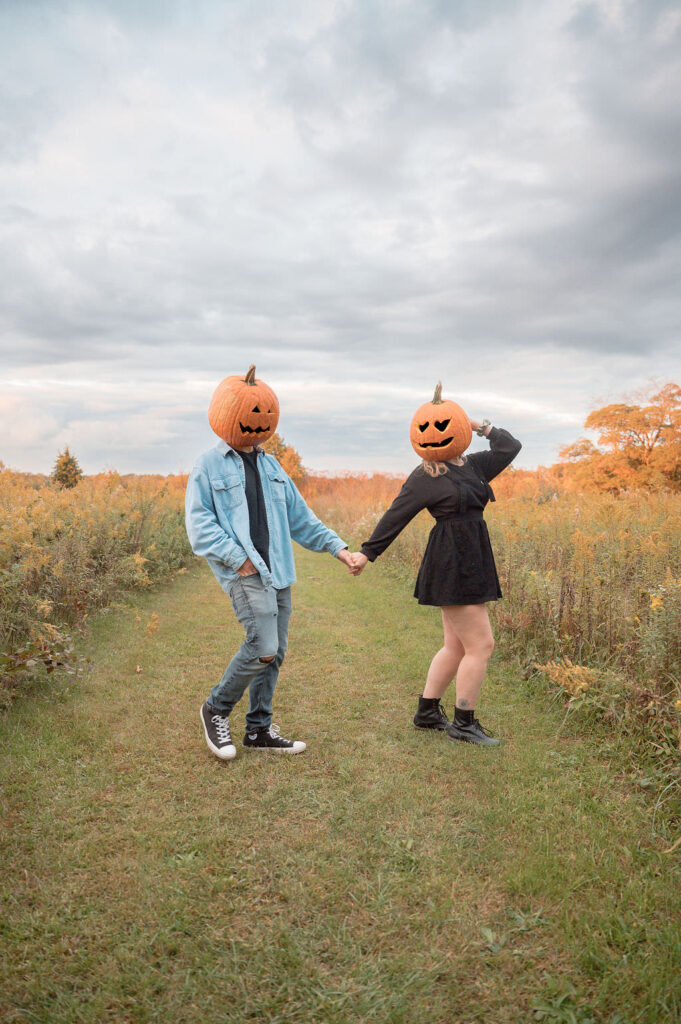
0, 468, 193, 705
51, 447, 83, 489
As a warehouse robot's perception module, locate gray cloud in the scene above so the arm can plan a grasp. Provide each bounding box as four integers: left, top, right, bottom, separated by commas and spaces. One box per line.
1, 0, 680, 473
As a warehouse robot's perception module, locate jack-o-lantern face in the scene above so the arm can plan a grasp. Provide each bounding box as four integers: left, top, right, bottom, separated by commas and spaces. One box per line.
410, 382, 472, 462
208, 365, 280, 448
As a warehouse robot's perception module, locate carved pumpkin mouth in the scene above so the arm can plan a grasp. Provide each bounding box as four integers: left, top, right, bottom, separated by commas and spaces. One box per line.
417, 437, 454, 449
239, 422, 270, 435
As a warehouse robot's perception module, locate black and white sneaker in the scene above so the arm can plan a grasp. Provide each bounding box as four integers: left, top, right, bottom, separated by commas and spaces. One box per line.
243, 724, 306, 754
200, 702, 237, 761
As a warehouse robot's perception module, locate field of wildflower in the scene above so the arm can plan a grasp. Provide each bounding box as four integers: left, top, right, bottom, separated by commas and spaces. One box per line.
304, 470, 681, 776
0, 468, 192, 705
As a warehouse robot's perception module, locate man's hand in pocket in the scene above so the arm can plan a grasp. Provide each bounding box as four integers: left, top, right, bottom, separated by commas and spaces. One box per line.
237, 558, 258, 577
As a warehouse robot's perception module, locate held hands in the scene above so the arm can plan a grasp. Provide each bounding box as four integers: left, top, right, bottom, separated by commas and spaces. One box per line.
350, 552, 368, 575
239, 551, 369, 578
337, 549, 369, 576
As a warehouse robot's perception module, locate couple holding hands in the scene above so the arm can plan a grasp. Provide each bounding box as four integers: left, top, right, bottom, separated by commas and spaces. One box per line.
185, 366, 521, 761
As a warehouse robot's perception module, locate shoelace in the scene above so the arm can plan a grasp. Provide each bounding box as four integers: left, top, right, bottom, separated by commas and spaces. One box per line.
437, 702, 449, 722
268, 724, 282, 739
453, 714, 495, 737
211, 714, 232, 744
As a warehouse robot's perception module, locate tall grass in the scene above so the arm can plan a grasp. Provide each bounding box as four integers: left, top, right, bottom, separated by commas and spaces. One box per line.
0, 468, 192, 703
4, 463, 679, 772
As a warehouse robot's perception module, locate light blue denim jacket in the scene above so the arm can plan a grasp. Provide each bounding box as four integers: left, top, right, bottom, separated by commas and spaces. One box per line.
185, 441, 347, 593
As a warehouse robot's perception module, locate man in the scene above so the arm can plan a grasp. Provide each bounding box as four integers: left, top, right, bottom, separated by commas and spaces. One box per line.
185, 365, 358, 760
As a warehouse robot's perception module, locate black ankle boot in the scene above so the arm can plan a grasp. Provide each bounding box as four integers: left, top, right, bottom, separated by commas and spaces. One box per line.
447, 712, 501, 747
413, 696, 450, 731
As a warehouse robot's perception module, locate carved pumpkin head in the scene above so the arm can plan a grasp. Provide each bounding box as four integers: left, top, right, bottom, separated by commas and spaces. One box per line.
410, 382, 472, 462
208, 365, 280, 448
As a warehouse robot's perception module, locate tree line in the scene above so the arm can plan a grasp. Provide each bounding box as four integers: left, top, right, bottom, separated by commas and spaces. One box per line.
46, 381, 680, 495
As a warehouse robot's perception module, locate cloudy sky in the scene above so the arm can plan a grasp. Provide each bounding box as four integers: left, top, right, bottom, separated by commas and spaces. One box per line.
1, 0, 680, 475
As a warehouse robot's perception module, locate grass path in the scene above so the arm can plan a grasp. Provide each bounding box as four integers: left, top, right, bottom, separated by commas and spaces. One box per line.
1, 550, 680, 1024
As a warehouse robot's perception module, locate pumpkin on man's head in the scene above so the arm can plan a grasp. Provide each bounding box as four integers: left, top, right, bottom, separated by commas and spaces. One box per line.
208, 365, 280, 448
410, 382, 472, 462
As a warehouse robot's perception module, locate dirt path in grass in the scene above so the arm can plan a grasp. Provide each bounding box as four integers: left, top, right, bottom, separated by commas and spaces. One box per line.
1, 550, 680, 1024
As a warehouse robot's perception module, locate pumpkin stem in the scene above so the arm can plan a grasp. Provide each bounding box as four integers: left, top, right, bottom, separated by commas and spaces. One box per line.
244, 365, 257, 385
433, 381, 443, 404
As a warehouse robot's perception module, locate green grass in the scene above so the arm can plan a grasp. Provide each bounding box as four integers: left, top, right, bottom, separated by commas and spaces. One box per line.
1, 550, 680, 1024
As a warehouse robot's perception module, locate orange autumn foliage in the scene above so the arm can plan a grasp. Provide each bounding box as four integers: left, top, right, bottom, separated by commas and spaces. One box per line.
557, 382, 681, 493
261, 433, 306, 485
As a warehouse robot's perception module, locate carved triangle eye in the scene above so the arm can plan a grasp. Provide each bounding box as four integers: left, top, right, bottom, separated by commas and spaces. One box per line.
253, 406, 261, 413
418, 422, 429, 432
434, 419, 451, 432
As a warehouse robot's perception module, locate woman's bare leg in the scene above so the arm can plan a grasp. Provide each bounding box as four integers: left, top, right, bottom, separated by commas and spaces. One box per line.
442, 604, 495, 709
422, 613, 465, 699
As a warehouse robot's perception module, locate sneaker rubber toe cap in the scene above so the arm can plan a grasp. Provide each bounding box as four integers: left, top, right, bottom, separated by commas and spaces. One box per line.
214, 743, 237, 760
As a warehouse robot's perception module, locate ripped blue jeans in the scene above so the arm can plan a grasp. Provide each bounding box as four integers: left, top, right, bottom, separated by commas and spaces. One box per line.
208, 575, 292, 732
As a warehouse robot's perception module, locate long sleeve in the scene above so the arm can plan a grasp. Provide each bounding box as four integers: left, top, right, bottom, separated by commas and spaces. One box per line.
360, 473, 429, 562
284, 476, 347, 556
185, 468, 249, 570
467, 427, 522, 482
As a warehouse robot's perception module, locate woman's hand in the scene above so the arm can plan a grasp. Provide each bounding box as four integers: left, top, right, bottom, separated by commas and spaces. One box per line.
468, 417, 491, 437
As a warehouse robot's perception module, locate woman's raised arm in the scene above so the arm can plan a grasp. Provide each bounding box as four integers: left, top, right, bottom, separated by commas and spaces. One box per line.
467, 427, 522, 482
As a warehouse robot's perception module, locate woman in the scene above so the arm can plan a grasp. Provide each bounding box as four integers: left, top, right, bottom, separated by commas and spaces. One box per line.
352, 385, 521, 746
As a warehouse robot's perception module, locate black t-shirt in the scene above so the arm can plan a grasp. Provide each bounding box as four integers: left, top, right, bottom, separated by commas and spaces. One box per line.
238, 449, 271, 571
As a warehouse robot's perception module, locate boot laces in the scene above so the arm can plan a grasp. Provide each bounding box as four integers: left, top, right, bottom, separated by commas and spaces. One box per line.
211, 714, 232, 744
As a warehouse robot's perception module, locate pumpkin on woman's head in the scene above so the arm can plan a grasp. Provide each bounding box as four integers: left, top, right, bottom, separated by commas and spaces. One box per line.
208, 365, 280, 447
410, 382, 472, 462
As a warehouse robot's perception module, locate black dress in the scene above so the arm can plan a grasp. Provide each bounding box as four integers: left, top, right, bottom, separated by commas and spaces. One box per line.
360, 427, 522, 606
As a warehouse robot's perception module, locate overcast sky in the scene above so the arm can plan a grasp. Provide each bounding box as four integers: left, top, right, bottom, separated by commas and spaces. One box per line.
1, 0, 680, 475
